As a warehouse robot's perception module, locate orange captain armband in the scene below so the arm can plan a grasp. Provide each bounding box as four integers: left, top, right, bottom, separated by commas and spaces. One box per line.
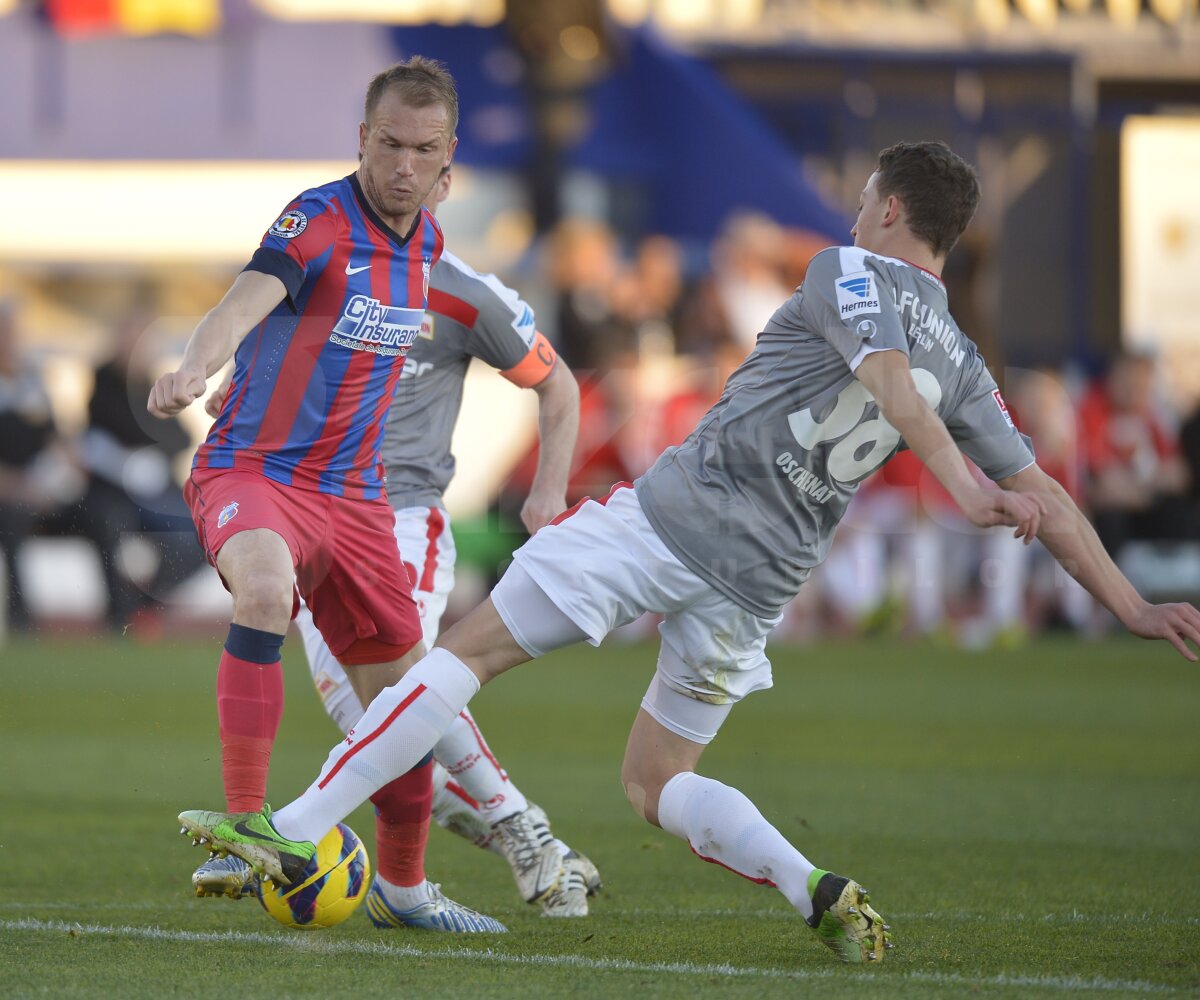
500, 331, 558, 388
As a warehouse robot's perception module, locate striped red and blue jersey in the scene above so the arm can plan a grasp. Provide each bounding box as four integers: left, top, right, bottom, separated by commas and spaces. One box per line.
194, 172, 443, 500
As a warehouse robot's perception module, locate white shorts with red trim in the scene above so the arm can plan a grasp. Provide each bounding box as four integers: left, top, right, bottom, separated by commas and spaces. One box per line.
494, 485, 780, 744
297, 505, 455, 730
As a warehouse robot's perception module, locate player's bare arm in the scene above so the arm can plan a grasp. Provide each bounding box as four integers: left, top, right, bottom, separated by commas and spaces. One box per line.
997, 462, 1200, 661
853, 349, 1046, 541
521, 360, 581, 534
147, 270, 286, 418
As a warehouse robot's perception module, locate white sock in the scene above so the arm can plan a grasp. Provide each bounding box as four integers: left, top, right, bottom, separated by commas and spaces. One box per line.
374, 876, 433, 910
657, 771, 817, 920
272, 649, 480, 844
433, 709, 528, 825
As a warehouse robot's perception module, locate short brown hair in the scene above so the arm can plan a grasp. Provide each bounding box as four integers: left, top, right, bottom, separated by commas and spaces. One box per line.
364, 56, 459, 138
875, 141, 980, 258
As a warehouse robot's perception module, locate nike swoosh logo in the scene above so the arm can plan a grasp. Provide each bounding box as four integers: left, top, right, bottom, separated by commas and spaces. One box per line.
345, 262, 371, 275
233, 821, 283, 844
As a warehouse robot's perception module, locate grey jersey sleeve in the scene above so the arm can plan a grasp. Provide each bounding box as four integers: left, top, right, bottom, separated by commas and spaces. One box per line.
944, 355, 1036, 481
797, 247, 910, 368
446, 255, 540, 372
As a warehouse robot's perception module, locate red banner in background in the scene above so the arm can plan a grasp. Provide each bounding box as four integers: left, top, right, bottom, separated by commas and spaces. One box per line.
42, 0, 220, 36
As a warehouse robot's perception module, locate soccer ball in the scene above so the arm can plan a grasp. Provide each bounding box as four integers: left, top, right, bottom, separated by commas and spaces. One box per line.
255, 823, 370, 929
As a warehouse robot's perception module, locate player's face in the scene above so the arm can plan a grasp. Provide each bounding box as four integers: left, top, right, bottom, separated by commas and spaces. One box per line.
850, 171, 886, 252
358, 90, 457, 233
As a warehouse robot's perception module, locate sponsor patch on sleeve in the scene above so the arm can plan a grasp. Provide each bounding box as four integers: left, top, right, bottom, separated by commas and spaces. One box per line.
992, 388, 1015, 427
269, 210, 308, 239
834, 270, 881, 320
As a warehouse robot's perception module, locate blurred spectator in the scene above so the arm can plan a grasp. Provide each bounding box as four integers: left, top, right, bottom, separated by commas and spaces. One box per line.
76, 305, 204, 631
645, 342, 745, 457
0, 302, 81, 632
545, 217, 633, 371
708, 211, 793, 355
822, 451, 965, 638
972, 368, 1094, 644
1078, 350, 1194, 558
610, 234, 686, 360
1180, 396, 1200, 520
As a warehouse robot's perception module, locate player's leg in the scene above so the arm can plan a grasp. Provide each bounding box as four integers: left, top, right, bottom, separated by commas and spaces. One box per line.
185, 528, 293, 899
265, 595, 538, 851
296, 500, 595, 908
385, 508, 532, 829
181, 599, 536, 887
213, 526, 293, 805
183, 471, 304, 898
334, 648, 503, 933
297, 609, 466, 926
396, 507, 600, 907
620, 596, 891, 965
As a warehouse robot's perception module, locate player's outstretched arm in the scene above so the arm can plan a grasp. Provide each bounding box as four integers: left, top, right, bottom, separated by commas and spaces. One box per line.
854, 350, 1046, 541
997, 463, 1200, 661
148, 271, 286, 418
520, 360, 580, 533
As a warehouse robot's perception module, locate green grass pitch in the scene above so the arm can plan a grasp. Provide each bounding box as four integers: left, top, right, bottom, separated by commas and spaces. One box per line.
1, 632, 1198, 998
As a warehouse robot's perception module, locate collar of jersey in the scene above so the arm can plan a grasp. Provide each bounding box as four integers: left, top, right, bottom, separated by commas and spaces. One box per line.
893, 255, 946, 291
347, 172, 423, 250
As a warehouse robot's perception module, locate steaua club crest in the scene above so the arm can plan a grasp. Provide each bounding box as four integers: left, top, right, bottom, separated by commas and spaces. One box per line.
422, 258, 432, 299
269, 210, 308, 239
217, 501, 240, 528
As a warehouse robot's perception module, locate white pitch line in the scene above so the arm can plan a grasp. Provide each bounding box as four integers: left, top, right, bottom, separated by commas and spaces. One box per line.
6, 902, 1197, 927
595, 907, 1200, 927
1, 918, 1180, 995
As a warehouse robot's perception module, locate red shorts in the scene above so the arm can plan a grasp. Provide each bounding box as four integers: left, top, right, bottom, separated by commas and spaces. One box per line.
185, 468, 421, 665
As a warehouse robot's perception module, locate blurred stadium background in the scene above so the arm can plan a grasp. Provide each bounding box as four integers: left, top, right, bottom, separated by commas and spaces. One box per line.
1, 0, 1198, 644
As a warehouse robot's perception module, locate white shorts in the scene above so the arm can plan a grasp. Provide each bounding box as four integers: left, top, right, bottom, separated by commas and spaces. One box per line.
492, 486, 780, 744
298, 505, 455, 731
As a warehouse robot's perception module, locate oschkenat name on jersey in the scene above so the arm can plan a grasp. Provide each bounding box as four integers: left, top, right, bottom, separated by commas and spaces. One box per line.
330, 295, 423, 357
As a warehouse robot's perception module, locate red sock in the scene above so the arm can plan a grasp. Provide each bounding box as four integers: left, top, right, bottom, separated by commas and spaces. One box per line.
371, 758, 433, 888
217, 650, 284, 812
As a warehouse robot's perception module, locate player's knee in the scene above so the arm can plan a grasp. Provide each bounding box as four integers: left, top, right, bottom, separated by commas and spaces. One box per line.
620, 758, 665, 827
621, 777, 651, 823
231, 570, 293, 632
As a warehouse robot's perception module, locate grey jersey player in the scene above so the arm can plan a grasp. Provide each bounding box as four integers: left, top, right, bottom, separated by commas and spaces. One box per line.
637, 243, 1032, 619
382, 243, 566, 512
181, 143, 1200, 967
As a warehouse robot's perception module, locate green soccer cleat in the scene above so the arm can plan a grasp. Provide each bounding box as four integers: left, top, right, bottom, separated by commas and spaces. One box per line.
177, 807, 316, 887
806, 870, 893, 964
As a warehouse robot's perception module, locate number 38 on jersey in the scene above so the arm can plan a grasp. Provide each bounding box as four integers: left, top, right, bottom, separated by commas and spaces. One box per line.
786, 367, 943, 485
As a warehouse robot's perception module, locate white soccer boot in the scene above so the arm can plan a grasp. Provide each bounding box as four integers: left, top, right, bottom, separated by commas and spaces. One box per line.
191, 854, 256, 899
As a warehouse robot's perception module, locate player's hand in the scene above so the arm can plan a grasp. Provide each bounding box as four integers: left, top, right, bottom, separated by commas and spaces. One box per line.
1122, 600, 1200, 662
520, 491, 566, 535
205, 370, 234, 418
961, 487, 1047, 544
148, 368, 208, 418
